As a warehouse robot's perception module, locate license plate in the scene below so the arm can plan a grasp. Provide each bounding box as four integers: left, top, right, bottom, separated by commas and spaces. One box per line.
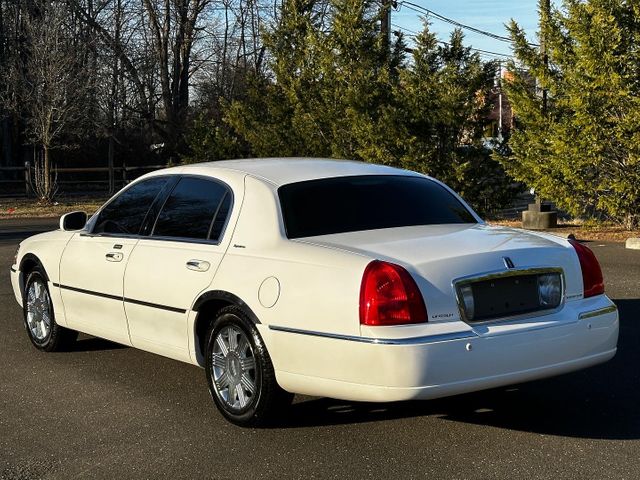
470, 274, 540, 321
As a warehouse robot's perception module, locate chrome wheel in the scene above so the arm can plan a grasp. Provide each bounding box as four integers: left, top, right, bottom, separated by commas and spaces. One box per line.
26, 279, 52, 342
211, 326, 257, 411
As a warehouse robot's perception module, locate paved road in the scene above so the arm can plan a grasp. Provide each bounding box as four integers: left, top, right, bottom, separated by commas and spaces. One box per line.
1, 222, 639, 479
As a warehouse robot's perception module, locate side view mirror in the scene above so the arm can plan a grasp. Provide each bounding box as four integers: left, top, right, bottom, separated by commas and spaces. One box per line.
60, 211, 88, 231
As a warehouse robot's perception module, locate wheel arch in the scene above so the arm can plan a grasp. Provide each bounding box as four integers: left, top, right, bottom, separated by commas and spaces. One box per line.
192, 290, 261, 366
18, 253, 48, 297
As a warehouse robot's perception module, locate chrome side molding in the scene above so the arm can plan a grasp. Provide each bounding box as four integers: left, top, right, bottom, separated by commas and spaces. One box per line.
268, 325, 478, 345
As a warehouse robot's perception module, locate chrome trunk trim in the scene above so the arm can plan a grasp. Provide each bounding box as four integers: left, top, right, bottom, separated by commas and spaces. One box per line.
452, 266, 566, 325
578, 305, 618, 320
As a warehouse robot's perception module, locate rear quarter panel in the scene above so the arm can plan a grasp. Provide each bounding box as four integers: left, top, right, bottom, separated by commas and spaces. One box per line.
206, 175, 370, 335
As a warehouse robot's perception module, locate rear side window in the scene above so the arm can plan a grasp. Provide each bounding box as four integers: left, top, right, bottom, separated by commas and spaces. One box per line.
152, 177, 231, 241
278, 175, 476, 239
94, 177, 168, 235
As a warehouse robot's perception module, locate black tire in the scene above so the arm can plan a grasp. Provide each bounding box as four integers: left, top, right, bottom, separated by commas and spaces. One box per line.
205, 306, 293, 426
23, 265, 78, 352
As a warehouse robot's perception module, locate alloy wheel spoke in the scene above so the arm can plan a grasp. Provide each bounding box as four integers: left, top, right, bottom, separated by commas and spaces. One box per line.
216, 334, 229, 356
235, 383, 248, 408
237, 336, 249, 355
36, 321, 44, 339
240, 374, 255, 394
228, 329, 238, 351
239, 356, 255, 372
39, 320, 48, 338
212, 324, 258, 410
215, 372, 230, 390
212, 353, 226, 368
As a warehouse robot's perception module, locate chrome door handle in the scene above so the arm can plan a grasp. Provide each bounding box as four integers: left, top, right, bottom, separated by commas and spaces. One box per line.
105, 252, 124, 262
186, 259, 210, 272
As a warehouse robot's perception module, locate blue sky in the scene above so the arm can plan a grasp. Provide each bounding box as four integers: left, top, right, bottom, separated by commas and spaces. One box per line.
393, 1, 541, 59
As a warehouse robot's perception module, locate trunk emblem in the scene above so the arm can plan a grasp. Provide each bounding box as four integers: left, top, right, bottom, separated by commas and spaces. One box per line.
503, 257, 515, 269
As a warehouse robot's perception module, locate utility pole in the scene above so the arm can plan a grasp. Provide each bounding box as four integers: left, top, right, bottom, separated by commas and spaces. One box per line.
381, 0, 392, 52
497, 61, 503, 142
541, 0, 550, 114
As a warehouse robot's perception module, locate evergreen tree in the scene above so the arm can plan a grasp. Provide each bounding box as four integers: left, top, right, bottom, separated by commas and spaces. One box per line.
213, 4, 518, 215
397, 25, 517, 214
225, 0, 404, 160
225, 0, 330, 157
499, 0, 640, 229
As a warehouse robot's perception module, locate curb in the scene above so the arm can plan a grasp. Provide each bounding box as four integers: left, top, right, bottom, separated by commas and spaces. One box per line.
626, 238, 640, 250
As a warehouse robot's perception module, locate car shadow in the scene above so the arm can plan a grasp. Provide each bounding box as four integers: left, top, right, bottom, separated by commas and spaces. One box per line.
67, 336, 128, 352
277, 298, 640, 439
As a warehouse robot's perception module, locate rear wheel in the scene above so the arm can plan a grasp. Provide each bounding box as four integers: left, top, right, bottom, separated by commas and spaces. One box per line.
23, 266, 77, 352
205, 306, 292, 426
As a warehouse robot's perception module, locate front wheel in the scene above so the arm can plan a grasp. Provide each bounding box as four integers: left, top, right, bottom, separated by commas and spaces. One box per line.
23, 266, 77, 352
205, 306, 292, 426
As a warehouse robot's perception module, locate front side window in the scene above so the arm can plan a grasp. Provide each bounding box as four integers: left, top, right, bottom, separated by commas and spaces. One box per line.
93, 177, 168, 235
152, 177, 231, 241
278, 175, 477, 239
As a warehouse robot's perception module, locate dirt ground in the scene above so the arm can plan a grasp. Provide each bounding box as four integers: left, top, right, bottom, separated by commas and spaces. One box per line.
0, 196, 106, 219
489, 219, 640, 243
0, 196, 638, 243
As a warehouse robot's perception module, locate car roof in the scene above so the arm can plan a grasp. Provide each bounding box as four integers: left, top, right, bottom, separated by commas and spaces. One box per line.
171, 157, 423, 187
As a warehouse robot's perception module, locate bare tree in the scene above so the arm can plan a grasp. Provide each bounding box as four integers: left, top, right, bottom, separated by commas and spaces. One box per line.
1, 0, 282, 178
2, 0, 91, 202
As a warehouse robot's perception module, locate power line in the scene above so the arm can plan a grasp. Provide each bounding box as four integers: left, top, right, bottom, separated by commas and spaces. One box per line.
391, 23, 514, 59
398, 1, 539, 47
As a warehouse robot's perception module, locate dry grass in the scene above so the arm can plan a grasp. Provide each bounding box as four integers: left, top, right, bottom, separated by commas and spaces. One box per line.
1, 196, 638, 243
488, 219, 640, 243
0, 196, 106, 220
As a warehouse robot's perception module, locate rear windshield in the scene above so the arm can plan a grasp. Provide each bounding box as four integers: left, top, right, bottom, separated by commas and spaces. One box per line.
278, 175, 476, 239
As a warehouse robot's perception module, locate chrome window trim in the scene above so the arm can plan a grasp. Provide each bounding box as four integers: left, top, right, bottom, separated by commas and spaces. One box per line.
90, 175, 175, 236
149, 175, 234, 244
268, 325, 478, 345
452, 266, 566, 325
79, 173, 235, 247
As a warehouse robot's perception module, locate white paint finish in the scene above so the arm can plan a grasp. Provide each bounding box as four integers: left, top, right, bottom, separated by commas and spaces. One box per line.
123, 307, 193, 363
123, 238, 225, 355
272, 299, 618, 401
276, 349, 616, 402
149, 158, 423, 188
13, 230, 77, 326
258, 277, 280, 308
123, 171, 245, 357
302, 224, 584, 333
12, 158, 620, 405
59, 234, 138, 345
10, 269, 22, 308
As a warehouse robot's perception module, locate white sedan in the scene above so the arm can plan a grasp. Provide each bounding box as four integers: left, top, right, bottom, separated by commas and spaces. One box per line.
10, 158, 619, 426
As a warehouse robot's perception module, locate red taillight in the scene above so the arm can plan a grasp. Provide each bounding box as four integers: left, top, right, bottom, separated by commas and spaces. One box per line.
569, 239, 604, 298
359, 260, 428, 326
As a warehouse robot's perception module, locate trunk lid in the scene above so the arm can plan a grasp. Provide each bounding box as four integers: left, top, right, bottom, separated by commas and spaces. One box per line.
298, 224, 582, 324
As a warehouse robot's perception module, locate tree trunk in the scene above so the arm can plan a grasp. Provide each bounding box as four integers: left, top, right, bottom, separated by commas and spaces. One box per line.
43, 143, 50, 199
108, 135, 115, 194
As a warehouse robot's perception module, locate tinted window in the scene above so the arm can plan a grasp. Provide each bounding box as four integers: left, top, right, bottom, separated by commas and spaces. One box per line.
278, 175, 476, 239
94, 177, 168, 235
152, 177, 230, 241
209, 193, 231, 241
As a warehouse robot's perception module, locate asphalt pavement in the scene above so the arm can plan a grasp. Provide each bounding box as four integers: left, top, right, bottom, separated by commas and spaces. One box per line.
1, 220, 639, 479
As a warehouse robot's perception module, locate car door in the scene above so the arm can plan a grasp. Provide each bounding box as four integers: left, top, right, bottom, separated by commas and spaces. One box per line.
59, 176, 173, 345
123, 176, 234, 362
